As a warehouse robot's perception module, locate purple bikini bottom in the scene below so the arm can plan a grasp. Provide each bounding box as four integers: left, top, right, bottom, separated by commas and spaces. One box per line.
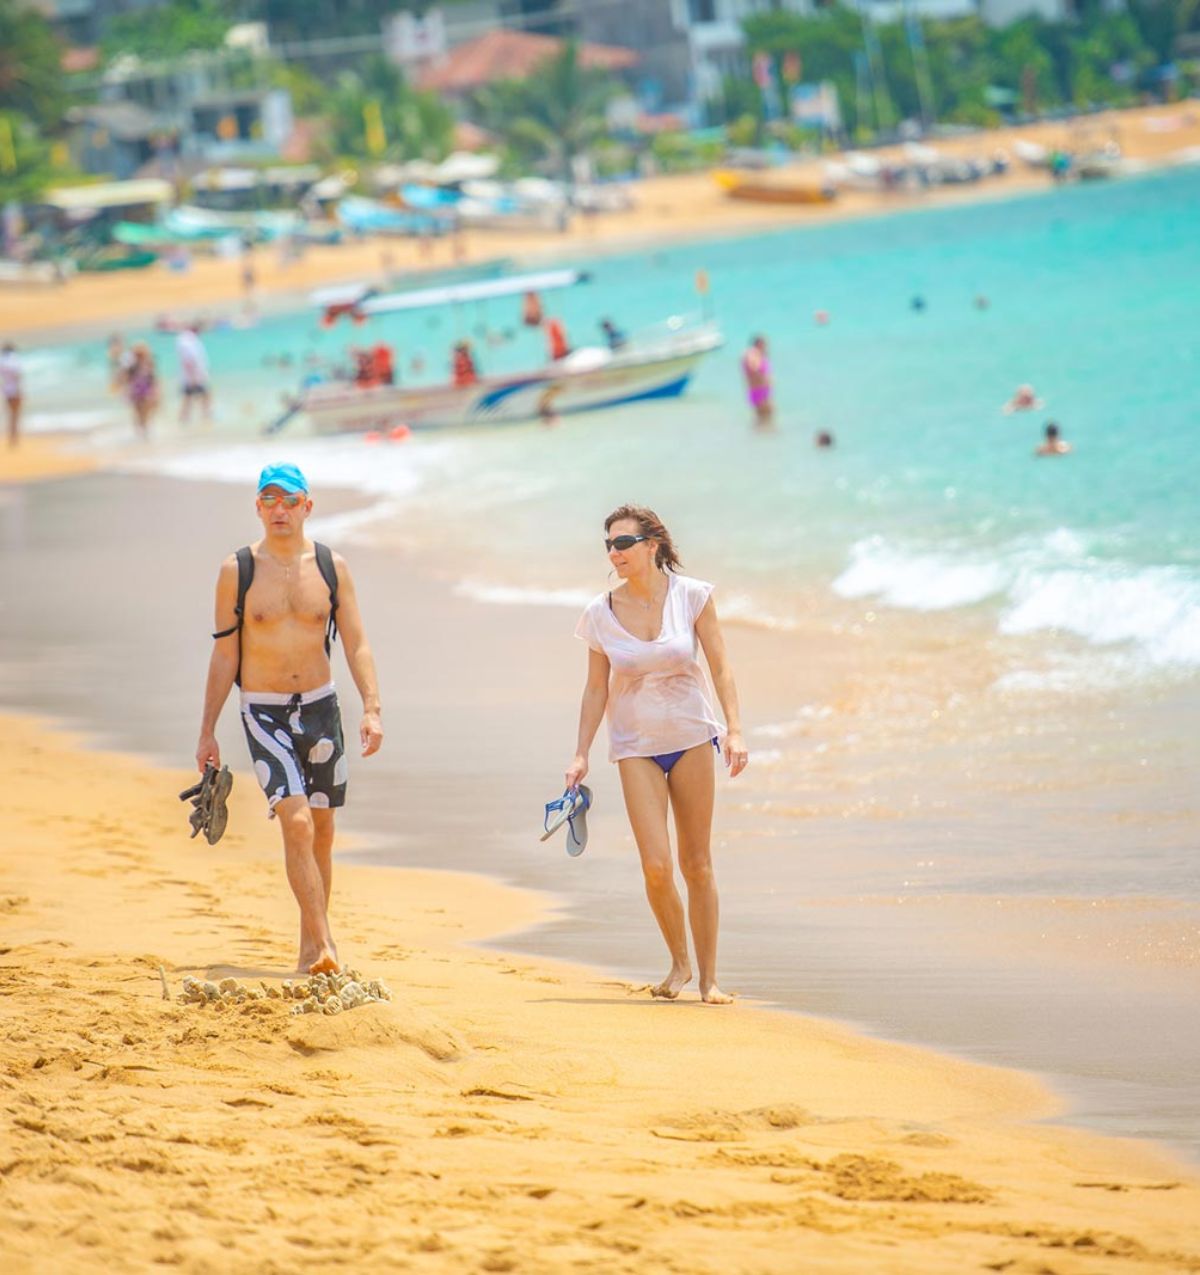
649, 737, 719, 775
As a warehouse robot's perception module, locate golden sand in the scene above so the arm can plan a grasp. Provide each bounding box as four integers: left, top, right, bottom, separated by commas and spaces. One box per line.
2, 712, 1198, 1272
2, 103, 1198, 338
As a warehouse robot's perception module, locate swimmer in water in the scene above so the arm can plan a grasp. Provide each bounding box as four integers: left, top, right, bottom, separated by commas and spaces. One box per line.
1004, 383, 1044, 414
1035, 421, 1072, 456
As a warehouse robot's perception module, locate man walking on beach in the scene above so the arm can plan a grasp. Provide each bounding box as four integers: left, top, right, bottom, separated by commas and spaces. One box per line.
176, 323, 212, 426
195, 463, 383, 974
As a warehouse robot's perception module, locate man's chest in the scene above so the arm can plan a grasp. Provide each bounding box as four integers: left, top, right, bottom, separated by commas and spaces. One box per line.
245, 567, 329, 629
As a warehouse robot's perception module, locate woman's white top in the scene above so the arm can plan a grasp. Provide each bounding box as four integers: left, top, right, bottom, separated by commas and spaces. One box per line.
575, 572, 723, 762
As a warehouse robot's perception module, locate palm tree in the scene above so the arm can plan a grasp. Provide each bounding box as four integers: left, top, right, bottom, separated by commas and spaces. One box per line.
328, 55, 454, 162
471, 41, 618, 181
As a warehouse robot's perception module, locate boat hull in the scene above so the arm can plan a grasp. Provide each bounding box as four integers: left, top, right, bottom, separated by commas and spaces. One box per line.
713, 170, 835, 204
302, 334, 721, 432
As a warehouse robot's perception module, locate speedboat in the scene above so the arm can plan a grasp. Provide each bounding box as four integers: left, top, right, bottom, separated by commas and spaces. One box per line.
298, 269, 723, 433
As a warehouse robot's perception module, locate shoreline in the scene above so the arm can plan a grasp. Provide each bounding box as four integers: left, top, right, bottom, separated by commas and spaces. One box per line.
2, 102, 1199, 340
2, 470, 1198, 1166
4, 707, 1199, 1272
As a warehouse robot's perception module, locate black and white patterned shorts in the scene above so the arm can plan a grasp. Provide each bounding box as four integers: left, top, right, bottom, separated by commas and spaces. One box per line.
240, 683, 347, 815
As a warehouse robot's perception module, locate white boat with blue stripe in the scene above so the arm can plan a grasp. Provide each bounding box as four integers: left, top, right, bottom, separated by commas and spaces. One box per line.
298, 269, 722, 433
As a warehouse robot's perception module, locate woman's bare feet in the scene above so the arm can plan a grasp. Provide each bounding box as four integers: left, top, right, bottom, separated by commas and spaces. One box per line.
700, 983, 733, 1005
651, 962, 692, 999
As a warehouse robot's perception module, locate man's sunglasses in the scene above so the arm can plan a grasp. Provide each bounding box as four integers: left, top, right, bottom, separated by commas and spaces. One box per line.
258, 492, 305, 509
605, 534, 648, 553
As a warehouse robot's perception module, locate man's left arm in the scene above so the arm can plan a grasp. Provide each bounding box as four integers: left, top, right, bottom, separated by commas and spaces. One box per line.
331, 554, 383, 757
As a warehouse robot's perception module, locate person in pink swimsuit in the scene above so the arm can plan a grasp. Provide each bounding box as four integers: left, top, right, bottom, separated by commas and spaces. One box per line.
567, 504, 749, 1004
126, 342, 159, 439
742, 334, 773, 426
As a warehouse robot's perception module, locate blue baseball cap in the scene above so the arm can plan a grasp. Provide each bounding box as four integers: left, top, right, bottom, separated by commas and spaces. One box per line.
257, 462, 309, 494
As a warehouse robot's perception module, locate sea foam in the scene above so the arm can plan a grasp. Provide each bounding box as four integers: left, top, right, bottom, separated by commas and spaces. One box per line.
835, 531, 1200, 673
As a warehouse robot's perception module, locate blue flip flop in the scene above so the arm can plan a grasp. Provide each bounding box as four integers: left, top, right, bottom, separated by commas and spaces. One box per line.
540, 785, 592, 856
564, 785, 591, 857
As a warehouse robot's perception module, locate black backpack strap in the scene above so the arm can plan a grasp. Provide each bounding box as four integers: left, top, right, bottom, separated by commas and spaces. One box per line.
314, 541, 339, 656
210, 546, 255, 688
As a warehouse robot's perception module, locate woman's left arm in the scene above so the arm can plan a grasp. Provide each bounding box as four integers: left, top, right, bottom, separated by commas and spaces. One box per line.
695, 597, 748, 777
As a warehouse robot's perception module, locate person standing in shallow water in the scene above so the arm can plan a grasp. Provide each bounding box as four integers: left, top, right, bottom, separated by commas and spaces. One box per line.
566, 505, 748, 1004
0, 343, 22, 447
741, 335, 773, 427
195, 463, 383, 975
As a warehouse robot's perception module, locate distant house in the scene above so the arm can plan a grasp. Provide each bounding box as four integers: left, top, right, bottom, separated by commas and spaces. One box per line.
415, 28, 639, 99
66, 101, 171, 180
187, 89, 295, 160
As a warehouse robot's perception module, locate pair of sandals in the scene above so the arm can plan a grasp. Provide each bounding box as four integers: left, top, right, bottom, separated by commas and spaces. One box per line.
179, 763, 233, 845
541, 785, 592, 857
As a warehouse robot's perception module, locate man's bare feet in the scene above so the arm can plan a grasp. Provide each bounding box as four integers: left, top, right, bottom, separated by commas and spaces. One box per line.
308, 948, 340, 975
650, 962, 692, 999
700, 983, 734, 1005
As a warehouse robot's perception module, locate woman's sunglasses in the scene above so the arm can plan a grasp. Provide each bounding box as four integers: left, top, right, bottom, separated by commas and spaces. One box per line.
258, 492, 305, 509
605, 534, 648, 553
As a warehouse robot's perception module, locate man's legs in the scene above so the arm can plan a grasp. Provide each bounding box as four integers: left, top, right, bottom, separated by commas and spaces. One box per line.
275, 795, 338, 974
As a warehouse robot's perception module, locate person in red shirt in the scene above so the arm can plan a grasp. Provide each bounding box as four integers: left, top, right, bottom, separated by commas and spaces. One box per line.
371, 343, 395, 386
452, 341, 479, 387
545, 316, 570, 362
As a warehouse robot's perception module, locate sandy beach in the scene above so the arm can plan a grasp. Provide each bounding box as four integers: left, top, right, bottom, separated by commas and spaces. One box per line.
3, 709, 1199, 1273
2, 103, 1199, 339
3, 98, 1199, 1266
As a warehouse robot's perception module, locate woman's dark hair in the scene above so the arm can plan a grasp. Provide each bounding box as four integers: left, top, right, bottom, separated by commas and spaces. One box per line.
604, 504, 682, 573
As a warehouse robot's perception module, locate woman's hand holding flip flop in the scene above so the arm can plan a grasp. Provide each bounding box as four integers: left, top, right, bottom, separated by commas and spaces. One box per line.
723, 732, 749, 778
564, 753, 588, 792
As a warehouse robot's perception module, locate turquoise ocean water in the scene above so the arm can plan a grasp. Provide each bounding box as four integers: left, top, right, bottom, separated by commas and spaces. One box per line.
39, 163, 1200, 690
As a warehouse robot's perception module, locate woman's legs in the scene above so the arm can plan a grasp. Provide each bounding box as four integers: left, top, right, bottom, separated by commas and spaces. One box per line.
617, 756, 692, 998
667, 743, 731, 1003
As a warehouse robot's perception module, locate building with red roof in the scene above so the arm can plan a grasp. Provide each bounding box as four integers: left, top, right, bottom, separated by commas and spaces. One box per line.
417, 28, 638, 98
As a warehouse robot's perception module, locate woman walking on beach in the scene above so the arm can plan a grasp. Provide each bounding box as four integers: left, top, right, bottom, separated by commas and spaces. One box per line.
126, 342, 159, 439
567, 505, 748, 1004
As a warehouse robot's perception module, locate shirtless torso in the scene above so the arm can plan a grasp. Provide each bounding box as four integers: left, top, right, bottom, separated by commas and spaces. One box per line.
232, 542, 336, 693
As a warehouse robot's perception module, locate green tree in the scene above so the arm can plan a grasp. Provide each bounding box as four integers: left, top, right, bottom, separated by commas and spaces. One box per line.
327, 55, 453, 162
470, 42, 618, 180
0, 109, 56, 205
101, 0, 234, 62
0, 0, 67, 132
743, 3, 1190, 133
743, 7, 865, 131
247, 0, 417, 43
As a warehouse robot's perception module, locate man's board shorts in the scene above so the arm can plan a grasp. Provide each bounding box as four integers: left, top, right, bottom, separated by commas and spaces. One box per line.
240, 682, 346, 815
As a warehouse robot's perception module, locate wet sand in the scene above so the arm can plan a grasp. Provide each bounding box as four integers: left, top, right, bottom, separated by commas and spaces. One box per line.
0, 434, 96, 484
2, 469, 1199, 1168
2, 103, 1199, 338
